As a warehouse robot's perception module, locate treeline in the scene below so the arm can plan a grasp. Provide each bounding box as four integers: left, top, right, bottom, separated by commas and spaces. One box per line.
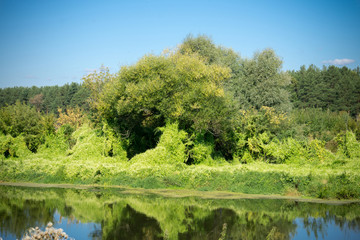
0, 35, 360, 165
290, 65, 360, 116
0, 82, 90, 114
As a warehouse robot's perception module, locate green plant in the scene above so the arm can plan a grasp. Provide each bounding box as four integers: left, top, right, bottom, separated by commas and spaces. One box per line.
130, 122, 188, 165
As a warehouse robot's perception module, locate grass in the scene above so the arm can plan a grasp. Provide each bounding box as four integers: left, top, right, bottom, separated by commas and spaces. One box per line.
1, 153, 359, 200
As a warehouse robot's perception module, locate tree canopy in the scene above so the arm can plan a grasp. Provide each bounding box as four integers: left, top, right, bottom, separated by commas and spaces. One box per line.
84, 51, 232, 156
290, 65, 360, 116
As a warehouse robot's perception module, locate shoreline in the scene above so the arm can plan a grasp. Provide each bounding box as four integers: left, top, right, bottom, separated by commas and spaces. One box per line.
1, 181, 359, 205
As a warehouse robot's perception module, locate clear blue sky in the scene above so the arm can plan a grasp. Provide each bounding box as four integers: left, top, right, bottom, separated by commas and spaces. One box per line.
0, 0, 359, 88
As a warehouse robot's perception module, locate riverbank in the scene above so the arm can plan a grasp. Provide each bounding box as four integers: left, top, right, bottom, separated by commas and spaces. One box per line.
1, 156, 359, 200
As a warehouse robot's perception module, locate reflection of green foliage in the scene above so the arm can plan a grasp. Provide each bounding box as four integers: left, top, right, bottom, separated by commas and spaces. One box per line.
1, 185, 360, 240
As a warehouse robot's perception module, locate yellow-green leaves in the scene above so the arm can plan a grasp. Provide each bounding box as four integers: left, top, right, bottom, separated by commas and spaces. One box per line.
96, 52, 231, 133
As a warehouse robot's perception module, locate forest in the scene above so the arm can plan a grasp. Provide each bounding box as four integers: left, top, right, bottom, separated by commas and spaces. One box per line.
1, 35, 360, 199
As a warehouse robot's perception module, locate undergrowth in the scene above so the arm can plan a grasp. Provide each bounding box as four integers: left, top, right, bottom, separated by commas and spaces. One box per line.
1, 121, 360, 200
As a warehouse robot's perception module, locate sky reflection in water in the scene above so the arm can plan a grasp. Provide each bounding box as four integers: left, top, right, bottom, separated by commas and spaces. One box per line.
0, 185, 359, 240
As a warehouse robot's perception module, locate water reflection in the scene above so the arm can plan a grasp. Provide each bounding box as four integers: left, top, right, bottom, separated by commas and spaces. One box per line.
0, 185, 359, 240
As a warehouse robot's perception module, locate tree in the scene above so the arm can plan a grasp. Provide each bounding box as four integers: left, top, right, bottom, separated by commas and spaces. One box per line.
235, 49, 292, 112
289, 65, 360, 116
84, 52, 232, 157
0, 101, 44, 152
179, 35, 242, 95
179, 36, 291, 112
29, 93, 44, 112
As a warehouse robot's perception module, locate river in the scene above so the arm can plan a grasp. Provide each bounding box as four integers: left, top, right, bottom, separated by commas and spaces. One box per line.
0, 184, 359, 239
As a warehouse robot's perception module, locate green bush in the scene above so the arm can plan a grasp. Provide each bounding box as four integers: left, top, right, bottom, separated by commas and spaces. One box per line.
0, 134, 31, 158
131, 122, 187, 165
307, 139, 335, 163
336, 131, 360, 159
37, 133, 69, 157
0, 101, 44, 152
263, 138, 308, 164
188, 132, 215, 165
68, 123, 127, 161
290, 108, 357, 142
102, 122, 127, 159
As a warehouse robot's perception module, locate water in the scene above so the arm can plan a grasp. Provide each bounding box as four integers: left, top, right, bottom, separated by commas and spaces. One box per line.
0, 185, 359, 240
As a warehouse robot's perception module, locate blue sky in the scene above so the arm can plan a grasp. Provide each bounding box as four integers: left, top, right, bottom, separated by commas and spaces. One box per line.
0, 0, 359, 88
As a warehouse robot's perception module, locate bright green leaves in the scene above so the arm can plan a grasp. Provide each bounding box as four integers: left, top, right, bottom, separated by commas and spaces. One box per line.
131, 122, 188, 165
96, 52, 231, 134
0, 101, 46, 153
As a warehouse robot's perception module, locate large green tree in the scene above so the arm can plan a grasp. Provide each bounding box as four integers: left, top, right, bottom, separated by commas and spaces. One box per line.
234, 49, 291, 112
84, 52, 232, 157
179, 35, 291, 112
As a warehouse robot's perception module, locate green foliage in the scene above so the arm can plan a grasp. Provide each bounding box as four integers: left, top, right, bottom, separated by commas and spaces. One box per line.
307, 139, 334, 163
290, 108, 356, 142
131, 122, 187, 165
68, 123, 127, 161
179, 34, 241, 74
336, 131, 360, 158
102, 122, 127, 159
231, 106, 292, 162
188, 132, 215, 165
0, 83, 89, 115
263, 138, 308, 164
82, 66, 113, 112
234, 49, 292, 112
290, 65, 360, 116
37, 133, 69, 157
84, 50, 232, 157
104, 52, 230, 130
0, 134, 31, 158
41, 114, 56, 136
0, 101, 44, 152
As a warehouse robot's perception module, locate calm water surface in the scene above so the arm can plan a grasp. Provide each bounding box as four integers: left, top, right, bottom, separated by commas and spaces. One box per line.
0, 185, 359, 240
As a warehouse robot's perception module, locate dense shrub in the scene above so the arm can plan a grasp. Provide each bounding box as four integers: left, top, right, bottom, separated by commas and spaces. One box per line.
290, 108, 357, 142
0, 101, 44, 152
68, 123, 127, 161
130, 122, 187, 165
188, 132, 215, 165
0, 134, 31, 158
336, 131, 360, 158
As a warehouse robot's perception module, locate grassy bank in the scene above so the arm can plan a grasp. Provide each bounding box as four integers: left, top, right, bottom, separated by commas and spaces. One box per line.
1, 154, 359, 200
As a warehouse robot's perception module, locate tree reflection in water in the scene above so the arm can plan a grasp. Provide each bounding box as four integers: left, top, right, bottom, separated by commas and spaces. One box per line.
0, 185, 359, 240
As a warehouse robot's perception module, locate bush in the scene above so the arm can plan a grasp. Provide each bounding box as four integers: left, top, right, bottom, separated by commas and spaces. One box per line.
68, 123, 127, 161
307, 139, 335, 163
0, 134, 31, 158
188, 132, 215, 165
37, 133, 69, 157
102, 122, 127, 159
0, 101, 44, 152
131, 122, 187, 165
263, 138, 308, 164
290, 108, 357, 142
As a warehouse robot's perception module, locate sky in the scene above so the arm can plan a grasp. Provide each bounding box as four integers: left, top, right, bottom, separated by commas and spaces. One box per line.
0, 0, 359, 88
